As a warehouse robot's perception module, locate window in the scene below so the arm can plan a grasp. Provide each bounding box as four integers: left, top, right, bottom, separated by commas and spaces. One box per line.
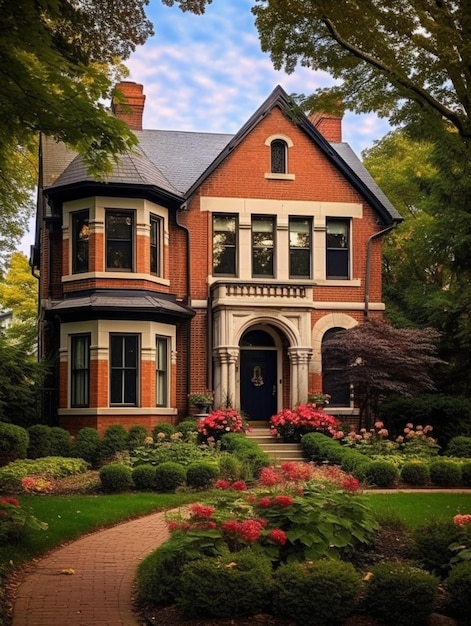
106, 210, 133, 271
289, 217, 312, 278
271, 139, 287, 174
213, 214, 237, 275
150, 215, 162, 275
72, 211, 89, 273
252, 216, 275, 277
326, 218, 350, 279
156, 337, 169, 407
71, 334, 90, 407
110, 334, 138, 405
322, 327, 350, 406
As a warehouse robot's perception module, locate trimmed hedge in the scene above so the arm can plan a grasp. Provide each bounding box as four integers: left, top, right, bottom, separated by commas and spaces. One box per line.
429, 460, 462, 487
185, 461, 219, 490
99, 463, 133, 493
445, 561, 471, 619
154, 462, 186, 492
365, 460, 399, 488
0, 422, 29, 466
445, 436, 471, 458
131, 464, 157, 490
400, 461, 430, 486
220, 433, 270, 479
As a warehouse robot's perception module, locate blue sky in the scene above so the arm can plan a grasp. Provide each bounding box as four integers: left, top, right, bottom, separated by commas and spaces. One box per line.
20, 0, 390, 255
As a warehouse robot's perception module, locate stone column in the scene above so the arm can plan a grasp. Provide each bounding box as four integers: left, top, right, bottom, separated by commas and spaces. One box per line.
288, 347, 313, 406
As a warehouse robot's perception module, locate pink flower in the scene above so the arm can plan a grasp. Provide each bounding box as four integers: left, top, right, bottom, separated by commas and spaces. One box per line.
342, 477, 360, 493
268, 529, 288, 546
190, 503, 215, 519
454, 514, 471, 527
374, 421, 384, 429
259, 466, 281, 486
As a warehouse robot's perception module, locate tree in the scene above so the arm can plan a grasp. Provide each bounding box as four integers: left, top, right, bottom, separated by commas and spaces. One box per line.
322, 319, 444, 429
0, 0, 154, 258
0, 252, 38, 321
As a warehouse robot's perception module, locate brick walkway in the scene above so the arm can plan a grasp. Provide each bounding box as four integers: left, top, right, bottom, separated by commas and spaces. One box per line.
12, 511, 171, 626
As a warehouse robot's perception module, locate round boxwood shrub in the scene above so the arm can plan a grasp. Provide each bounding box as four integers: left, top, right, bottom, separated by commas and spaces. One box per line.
176, 419, 198, 441
429, 459, 462, 487
218, 453, 243, 481
220, 433, 270, 479
364, 562, 439, 626
445, 436, 471, 458
99, 463, 133, 493
413, 520, 464, 576
154, 461, 186, 492
185, 461, 219, 490
74, 427, 101, 466
365, 460, 399, 488
131, 464, 157, 490
178, 549, 273, 618
27, 425, 52, 459
152, 422, 175, 441
100, 424, 128, 460
400, 461, 430, 487
301, 432, 334, 460
460, 461, 471, 487
272, 559, 362, 626
126, 425, 148, 451
445, 561, 471, 620
0, 423, 29, 466
49, 427, 73, 457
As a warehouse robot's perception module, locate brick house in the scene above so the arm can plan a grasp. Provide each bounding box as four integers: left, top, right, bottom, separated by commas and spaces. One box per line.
32, 81, 402, 435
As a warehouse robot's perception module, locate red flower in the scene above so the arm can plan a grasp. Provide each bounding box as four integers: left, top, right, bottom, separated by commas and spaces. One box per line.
268, 528, 288, 546
239, 519, 263, 542
342, 477, 360, 493
259, 467, 281, 486
215, 479, 230, 490
257, 496, 273, 508
273, 495, 294, 508
0, 497, 20, 506
190, 503, 215, 519
222, 520, 241, 534
230, 480, 247, 491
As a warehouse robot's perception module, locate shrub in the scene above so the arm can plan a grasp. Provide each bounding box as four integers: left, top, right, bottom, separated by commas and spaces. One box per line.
0, 457, 88, 492
49, 427, 73, 457
0, 422, 29, 466
197, 408, 247, 441
99, 424, 128, 460
126, 425, 148, 451
400, 461, 430, 486
445, 436, 471, 458
445, 561, 471, 619
185, 462, 219, 490
154, 462, 186, 492
131, 440, 206, 467
178, 549, 272, 618
364, 460, 399, 488
364, 562, 439, 626
301, 431, 332, 460
270, 405, 340, 442
429, 459, 462, 487
131, 464, 157, 490
176, 419, 198, 441
413, 520, 463, 576
27, 425, 51, 459
220, 433, 270, 479
461, 461, 471, 487
218, 453, 243, 481
99, 463, 133, 493
272, 560, 362, 626
152, 422, 175, 441
74, 427, 101, 466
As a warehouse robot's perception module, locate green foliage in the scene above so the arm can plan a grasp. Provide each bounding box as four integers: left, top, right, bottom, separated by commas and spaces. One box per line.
176, 419, 199, 441
99, 424, 128, 460
445, 561, 471, 619
49, 427, 73, 457
185, 462, 219, 490
217, 453, 243, 481
220, 433, 270, 478
0, 456, 88, 492
152, 422, 176, 441
413, 520, 463, 576
460, 461, 471, 487
0, 253, 37, 321
73, 428, 101, 467
0, 496, 48, 546
0, 422, 29, 466
154, 462, 186, 493
429, 460, 462, 487
365, 460, 399, 488
272, 560, 362, 626
27, 425, 51, 459
99, 464, 133, 493
400, 462, 430, 487
131, 464, 157, 491
445, 436, 471, 458
131, 440, 208, 467
126, 425, 148, 451
364, 562, 438, 626
178, 549, 273, 618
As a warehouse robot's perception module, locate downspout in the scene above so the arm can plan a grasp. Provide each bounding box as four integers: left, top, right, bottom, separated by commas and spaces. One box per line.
175, 204, 192, 413
364, 223, 398, 318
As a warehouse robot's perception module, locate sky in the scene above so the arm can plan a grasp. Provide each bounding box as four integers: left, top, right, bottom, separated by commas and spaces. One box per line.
19, 0, 390, 255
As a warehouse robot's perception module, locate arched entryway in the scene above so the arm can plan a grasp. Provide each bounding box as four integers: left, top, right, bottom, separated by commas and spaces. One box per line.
239, 328, 279, 421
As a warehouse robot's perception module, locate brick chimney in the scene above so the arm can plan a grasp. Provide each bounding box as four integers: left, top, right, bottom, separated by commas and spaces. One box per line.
112, 81, 145, 131
309, 111, 342, 142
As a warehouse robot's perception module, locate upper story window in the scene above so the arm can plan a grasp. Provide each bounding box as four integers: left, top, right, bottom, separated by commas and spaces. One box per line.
271, 139, 287, 174
72, 211, 89, 274
71, 334, 90, 407
326, 218, 350, 279
252, 216, 275, 277
289, 217, 312, 278
213, 214, 237, 276
156, 336, 169, 407
110, 334, 139, 405
106, 210, 134, 271
150, 214, 162, 276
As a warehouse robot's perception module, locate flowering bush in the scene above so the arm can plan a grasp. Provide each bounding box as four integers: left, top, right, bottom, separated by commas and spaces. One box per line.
188, 390, 214, 405
0, 495, 48, 545
269, 404, 340, 441
396, 423, 440, 457
307, 391, 331, 406
197, 408, 247, 441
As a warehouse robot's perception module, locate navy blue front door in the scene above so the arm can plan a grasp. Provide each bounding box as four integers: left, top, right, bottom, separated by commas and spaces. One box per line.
240, 350, 277, 421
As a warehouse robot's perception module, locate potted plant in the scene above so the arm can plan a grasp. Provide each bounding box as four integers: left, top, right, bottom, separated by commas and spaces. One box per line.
188, 390, 214, 415
307, 391, 331, 407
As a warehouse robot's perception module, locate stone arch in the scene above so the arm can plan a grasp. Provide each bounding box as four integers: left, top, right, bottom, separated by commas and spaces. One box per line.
310, 313, 358, 375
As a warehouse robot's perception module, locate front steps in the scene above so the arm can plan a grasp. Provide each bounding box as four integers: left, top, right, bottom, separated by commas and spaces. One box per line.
246, 426, 304, 463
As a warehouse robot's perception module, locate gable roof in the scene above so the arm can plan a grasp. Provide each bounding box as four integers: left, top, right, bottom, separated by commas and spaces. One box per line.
44, 85, 401, 225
